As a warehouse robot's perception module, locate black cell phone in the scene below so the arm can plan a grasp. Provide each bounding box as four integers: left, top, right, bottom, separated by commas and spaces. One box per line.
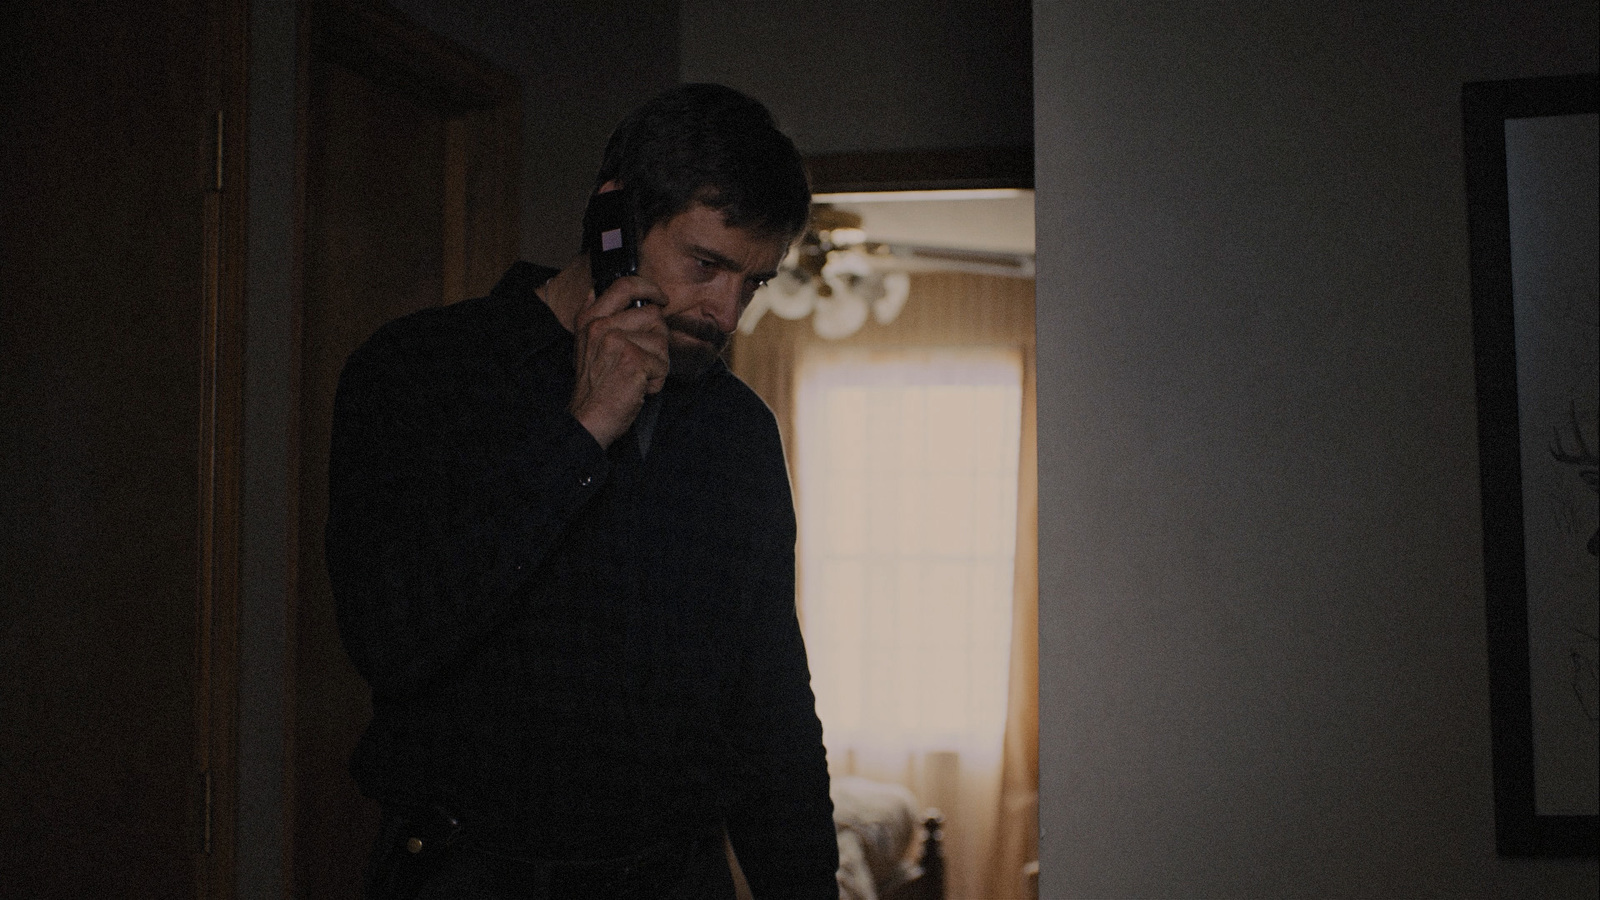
585, 187, 640, 299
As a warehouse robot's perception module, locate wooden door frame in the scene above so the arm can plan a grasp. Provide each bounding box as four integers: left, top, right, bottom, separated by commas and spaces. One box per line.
284, 0, 521, 890
201, 0, 249, 896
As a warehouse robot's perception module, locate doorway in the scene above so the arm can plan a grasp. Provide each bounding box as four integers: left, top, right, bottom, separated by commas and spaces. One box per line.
287, 2, 519, 896
727, 153, 1038, 900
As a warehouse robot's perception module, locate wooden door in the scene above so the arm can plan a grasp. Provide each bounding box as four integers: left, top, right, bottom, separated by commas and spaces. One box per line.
0, 1, 246, 896
289, 3, 519, 897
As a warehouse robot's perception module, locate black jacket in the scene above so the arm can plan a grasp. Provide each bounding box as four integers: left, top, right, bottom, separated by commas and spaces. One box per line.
326, 262, 837, 896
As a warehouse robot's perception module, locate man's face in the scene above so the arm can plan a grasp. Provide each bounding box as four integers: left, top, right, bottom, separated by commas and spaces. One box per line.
635, 202, 790, 381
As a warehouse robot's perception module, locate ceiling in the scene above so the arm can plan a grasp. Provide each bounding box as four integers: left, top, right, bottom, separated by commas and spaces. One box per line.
813, 189, 1035, 256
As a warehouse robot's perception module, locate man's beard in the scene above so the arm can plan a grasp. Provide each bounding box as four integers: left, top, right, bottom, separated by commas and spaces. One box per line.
665, 314, 728, 382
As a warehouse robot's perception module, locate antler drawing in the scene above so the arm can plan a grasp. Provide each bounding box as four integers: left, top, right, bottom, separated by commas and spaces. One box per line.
1549, 399, 1599, 557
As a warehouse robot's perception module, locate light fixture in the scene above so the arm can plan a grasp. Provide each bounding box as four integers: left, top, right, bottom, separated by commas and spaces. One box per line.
739, 203, 1034, 339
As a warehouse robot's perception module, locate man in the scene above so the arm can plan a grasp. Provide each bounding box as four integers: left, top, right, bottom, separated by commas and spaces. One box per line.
326, 84, 837, 899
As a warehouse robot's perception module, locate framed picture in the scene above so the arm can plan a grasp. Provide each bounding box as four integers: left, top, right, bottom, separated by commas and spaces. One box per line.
1465, 72, 1598, 857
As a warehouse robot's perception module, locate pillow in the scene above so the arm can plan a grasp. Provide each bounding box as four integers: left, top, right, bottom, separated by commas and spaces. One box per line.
830, 776, 918, 889
836, 829, 878, 900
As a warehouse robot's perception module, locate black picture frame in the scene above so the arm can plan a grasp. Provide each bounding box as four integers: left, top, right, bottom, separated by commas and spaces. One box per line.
1465, 71, 1599, 858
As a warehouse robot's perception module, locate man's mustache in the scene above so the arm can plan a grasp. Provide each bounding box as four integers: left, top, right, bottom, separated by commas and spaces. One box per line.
665, 314, 727, 353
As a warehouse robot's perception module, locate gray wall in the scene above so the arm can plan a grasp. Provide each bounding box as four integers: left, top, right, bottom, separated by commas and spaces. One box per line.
680, 0, 1031, 156
240, 3, 298, 897
1033, 1, 1598, 897
386, 0, 680, 266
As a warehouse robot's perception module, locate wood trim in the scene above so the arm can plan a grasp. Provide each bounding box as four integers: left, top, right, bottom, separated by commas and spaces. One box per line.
309, 0, 517, 110
443, 117, 468, 306
197, 185, 222, 890
806, 146, 1034, 194
199, 0, 249, 896
282, 2, 315, 891
461, 97, 523, 298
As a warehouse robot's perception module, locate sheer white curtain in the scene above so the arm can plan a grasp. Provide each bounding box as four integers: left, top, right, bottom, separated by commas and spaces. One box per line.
730, 270, 1038, 898
795, 347, 1023, 900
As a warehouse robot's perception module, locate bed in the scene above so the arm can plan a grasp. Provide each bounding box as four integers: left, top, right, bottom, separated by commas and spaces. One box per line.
830, 776, 945, 900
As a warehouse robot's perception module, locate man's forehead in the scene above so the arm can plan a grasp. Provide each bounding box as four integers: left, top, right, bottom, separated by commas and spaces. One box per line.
666, 204, 792, 265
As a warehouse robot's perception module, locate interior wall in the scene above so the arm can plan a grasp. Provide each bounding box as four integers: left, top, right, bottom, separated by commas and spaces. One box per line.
679, 0, 1031, 156
239, 3, 297, 896
380, 0, 679, 265
1032, 2, 1597, 897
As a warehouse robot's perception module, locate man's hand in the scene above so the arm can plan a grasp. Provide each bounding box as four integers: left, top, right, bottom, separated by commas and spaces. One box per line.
569, 274, 668, 449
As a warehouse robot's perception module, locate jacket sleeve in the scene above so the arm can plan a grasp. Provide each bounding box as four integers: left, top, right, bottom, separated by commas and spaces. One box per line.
324, 328, 608, 699
723, 492, 839, 898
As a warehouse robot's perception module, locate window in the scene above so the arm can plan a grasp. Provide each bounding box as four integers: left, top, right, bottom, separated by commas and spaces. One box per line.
795, 347, 1023, 760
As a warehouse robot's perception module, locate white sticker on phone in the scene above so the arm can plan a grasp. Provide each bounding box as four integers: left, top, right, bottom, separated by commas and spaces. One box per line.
601, 228, 623, 252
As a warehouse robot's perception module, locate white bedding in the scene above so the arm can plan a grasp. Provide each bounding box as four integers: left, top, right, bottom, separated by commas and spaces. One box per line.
831, 776, 920, 900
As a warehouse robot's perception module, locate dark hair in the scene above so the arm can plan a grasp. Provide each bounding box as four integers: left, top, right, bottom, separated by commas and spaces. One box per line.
583, 83, 810, 251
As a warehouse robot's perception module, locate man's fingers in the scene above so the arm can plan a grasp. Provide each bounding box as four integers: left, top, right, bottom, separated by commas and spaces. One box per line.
583, 274, 665, 322
568, 286, 670, 446
586, 320, 668, 384
581, 310, 667, 363
632, 332, 670, 393
613, 328, 670, 389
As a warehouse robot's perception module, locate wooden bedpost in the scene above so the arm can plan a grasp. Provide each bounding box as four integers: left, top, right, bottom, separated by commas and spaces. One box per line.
920, 810, 945, 900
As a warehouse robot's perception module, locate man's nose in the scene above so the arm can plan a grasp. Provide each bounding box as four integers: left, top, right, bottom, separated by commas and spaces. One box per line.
704, 280, 745, 334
